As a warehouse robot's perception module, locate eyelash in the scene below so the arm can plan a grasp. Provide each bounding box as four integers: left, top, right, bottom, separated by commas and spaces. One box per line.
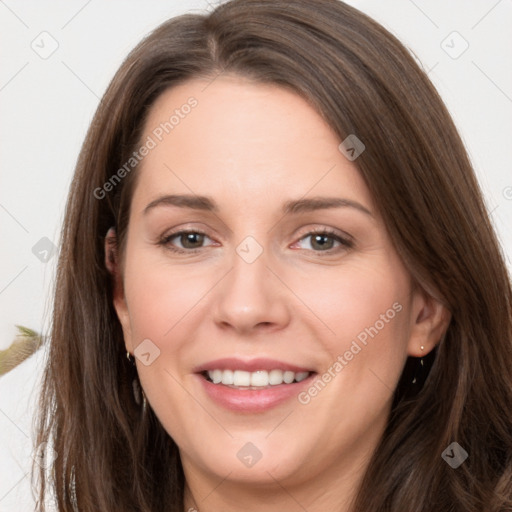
157, 227, 353, 255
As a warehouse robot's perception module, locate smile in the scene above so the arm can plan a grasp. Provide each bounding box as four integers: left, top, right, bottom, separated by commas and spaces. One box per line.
202, 369, 312, 388
193, 358, 318, 412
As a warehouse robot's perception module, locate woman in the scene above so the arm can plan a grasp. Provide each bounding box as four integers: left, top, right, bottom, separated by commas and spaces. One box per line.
34, 0, 512, 510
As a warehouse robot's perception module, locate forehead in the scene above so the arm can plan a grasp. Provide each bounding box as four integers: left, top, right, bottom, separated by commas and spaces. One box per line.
132, 75, 375, 215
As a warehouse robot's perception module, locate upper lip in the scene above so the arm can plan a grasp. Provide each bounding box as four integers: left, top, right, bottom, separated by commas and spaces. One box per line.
193, 357, 315, 374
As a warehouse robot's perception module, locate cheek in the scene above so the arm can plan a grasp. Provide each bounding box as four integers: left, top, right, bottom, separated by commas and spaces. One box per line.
121, 256, 204, 434
303, 258, 409, 350
298, 256, 412, 405
122, 254, 204, 345
288, 259, 411, 447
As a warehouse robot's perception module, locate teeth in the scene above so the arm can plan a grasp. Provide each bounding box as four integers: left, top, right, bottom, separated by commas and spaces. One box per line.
206, 369, 311, 387
233, 370, 251, 386
295, 371, 310, 382
268, 369, 283, 385
251, 370, 268, 386
221, 369, 234, 385
283, 371, 295, 384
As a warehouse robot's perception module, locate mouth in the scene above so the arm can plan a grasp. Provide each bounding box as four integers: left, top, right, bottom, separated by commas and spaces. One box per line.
193, 358, 318, 412
200, 368, 314, 389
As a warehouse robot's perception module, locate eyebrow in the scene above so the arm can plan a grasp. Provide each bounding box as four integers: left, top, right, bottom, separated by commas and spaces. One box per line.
143, 194, 373, 217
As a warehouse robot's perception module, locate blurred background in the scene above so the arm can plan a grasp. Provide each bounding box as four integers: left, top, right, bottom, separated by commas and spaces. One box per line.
1, 0, 511, 509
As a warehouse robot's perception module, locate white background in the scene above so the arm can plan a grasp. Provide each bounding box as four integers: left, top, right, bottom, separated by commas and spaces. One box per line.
1, 0, 511, 510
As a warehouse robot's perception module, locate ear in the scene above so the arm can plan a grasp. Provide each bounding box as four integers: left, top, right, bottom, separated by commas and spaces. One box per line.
406, 286, 451, 357
105, 227, 133, 354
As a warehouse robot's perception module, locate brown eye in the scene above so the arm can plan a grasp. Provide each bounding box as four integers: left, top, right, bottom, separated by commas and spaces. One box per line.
175, 232, 206, 249
309, 233, 336, 251
159, 230, 213, 253
295, 228, 353, 253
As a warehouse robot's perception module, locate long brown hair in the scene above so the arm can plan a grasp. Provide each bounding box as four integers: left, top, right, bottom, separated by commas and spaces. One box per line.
34, 0, 512, 510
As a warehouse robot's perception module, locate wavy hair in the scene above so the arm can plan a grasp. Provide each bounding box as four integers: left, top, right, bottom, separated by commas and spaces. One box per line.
34, 0, 512, 510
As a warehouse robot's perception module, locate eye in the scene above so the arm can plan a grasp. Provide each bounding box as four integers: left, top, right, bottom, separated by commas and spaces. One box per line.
157, 227, 353, 255
158, 230, 215, 253
293, 228, 353, 253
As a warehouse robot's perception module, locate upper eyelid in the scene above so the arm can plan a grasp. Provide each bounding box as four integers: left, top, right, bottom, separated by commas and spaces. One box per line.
161, 225, 349, 238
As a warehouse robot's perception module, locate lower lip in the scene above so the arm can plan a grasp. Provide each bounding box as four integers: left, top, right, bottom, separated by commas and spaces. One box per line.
195, 373, 316, 413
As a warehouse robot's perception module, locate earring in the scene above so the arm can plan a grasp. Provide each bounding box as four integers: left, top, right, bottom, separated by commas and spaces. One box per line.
411, 345, 425, 384
126, 351, 147, 409
411, 346, 425, 385
132, 377, 142, 406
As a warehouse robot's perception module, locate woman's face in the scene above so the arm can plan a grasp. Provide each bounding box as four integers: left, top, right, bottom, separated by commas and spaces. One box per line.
112, 75, 439, 498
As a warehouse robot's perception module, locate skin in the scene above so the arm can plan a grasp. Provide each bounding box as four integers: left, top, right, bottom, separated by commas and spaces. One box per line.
107, 75, 450, 512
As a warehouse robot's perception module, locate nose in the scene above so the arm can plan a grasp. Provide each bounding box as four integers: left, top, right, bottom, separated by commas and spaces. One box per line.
211, 243, 291, 336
